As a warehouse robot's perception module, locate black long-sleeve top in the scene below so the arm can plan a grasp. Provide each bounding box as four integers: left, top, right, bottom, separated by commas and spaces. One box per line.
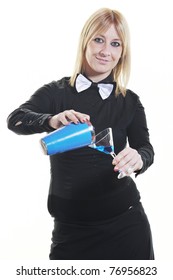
7, 76, 154, 222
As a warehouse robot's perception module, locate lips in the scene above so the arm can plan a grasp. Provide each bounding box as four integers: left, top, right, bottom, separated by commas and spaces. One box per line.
96, 57, 109, 63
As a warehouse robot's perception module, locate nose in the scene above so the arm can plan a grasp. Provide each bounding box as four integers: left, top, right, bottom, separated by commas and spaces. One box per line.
99, 43, 111, 57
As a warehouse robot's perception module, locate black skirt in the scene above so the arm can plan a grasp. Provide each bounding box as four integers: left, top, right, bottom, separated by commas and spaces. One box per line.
49, 201, 154, 260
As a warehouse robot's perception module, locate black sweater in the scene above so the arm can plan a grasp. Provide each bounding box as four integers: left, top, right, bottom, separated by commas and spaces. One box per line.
7, 76, 154, 222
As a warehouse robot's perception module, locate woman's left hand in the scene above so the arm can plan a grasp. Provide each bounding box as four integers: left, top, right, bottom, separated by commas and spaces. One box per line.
112, 147, 143, 176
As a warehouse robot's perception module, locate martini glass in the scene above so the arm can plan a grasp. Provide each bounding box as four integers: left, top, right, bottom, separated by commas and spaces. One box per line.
89, 128, 126, 179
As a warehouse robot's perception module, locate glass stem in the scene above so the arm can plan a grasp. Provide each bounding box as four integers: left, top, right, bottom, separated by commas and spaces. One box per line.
110, 151, 126, 179
110, 151, 116, 158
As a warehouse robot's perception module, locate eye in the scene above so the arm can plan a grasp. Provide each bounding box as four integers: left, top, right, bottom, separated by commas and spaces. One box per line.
111, 41, 121, 47
93, 37, 104, 43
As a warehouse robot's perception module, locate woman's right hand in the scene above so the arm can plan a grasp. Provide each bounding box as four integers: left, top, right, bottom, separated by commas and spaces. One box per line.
48, 110, 90, 129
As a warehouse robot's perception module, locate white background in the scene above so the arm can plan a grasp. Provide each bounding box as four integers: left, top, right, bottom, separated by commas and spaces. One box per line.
0, 0, 173, 262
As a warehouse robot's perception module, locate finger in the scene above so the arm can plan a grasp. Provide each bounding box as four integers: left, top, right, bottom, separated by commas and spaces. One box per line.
112, 151, 127, 171
112, 152, 124, 165
64, 110, 90, 124
113, 147, 143, 175
125, 165, 134, 175
117, 155, 142, 175
123, 152, 142, 172
120, 155, 138, 170
113, 147, 130, 165
48, 115, 67, 129
114, 154, 132, 170
72, 111, 90, 123
58, 112, 72, 125
63, 110, 80, 124
114, 148, 138, 168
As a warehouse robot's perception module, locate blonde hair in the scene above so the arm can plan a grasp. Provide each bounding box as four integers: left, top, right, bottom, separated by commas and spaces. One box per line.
69, 8, 131, 96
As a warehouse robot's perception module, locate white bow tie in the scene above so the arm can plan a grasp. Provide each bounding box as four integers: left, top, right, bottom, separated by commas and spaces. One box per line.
75, 74, 114, 100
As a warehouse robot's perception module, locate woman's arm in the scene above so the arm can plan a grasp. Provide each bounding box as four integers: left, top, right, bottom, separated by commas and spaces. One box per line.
112, 96, 154, 176
7, 83, 56, 135
7, 82, 90, 135
127, 96, 154, 175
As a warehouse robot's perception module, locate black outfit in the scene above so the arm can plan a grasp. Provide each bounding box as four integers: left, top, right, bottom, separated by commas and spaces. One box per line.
7, 75, 154, 260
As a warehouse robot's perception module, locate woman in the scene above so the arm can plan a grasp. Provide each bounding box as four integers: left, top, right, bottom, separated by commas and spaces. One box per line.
7, 8, 154, 259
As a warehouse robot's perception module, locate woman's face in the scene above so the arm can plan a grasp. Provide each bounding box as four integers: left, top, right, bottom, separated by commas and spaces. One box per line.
84, 24, 122, 82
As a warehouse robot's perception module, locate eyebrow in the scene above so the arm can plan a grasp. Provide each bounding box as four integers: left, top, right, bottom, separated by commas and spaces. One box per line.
95, 34, 121, 41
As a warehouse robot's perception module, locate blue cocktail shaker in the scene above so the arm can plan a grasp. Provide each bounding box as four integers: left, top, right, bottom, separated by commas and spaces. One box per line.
40, 122, 95, 155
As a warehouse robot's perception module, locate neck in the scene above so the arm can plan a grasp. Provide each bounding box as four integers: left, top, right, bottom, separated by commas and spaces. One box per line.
83, 72, 113, 83
84, 70, 112, 83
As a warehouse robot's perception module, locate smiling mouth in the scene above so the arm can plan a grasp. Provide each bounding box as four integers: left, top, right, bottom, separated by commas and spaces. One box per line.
96, 57, 109, 63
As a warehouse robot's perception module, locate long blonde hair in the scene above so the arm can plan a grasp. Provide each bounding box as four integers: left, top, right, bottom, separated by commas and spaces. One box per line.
69, 8, 131, 96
